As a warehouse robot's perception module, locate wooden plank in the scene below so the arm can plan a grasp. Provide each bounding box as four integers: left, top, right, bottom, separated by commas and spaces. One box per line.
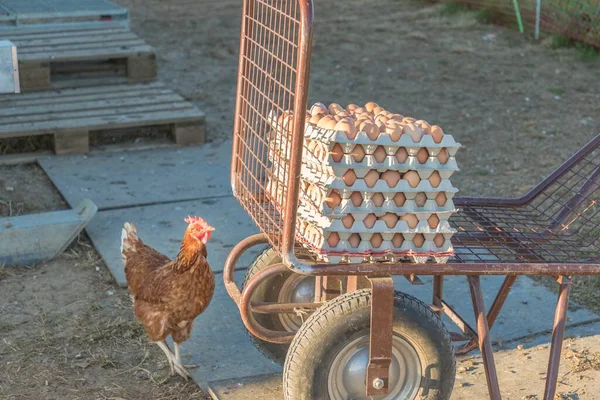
172, 121, 206, 146
18, 45, 154, 62
0, 93, 187, 119
0, 82, 166, 103
0, 21, 127, 35
53, 131, 89, 155
0, 108, 204, 138
17, 37, 147, 52
2, 26, 130, 40
13, 32, 139, 47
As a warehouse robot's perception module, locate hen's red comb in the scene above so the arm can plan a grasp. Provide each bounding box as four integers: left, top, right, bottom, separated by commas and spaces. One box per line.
184, 216, 209, 227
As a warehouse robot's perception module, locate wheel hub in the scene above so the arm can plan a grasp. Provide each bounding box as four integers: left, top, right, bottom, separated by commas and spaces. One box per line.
328, 335, 422, 400
277, 275, 315, 332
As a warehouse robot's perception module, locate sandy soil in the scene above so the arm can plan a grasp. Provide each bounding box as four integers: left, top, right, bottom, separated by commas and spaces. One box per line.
115, 0, 599, 199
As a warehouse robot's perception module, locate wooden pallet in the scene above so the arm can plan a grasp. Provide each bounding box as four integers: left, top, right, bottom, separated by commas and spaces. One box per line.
0, 82, 205, 155
4, 21, 155, 91
0, 0, 128, 28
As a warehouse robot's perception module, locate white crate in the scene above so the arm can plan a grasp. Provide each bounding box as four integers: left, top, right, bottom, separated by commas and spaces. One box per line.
0, 40, 19, 94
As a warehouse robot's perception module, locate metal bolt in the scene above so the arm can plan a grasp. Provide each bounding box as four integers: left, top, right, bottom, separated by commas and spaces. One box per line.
372, 378, 385, 390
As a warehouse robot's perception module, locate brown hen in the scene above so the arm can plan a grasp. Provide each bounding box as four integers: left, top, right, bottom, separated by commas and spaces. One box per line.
121, 216, 215, 379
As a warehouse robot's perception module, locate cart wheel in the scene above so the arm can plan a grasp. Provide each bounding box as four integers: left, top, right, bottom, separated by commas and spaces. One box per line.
283, 289, 455, 400
242, 246, 316, 365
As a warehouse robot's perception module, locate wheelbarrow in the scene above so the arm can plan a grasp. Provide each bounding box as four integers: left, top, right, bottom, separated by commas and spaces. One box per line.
223, 1, 600, 398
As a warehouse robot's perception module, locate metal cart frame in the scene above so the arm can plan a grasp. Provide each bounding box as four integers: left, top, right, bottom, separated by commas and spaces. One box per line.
223, 1, 600, 398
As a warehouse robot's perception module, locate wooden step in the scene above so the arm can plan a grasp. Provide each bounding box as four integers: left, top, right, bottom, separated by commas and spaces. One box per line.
2, 21, 156, 91
0, 82, 205, 154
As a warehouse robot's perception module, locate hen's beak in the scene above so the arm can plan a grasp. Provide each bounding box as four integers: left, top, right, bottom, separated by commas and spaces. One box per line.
206, 226, 216, 232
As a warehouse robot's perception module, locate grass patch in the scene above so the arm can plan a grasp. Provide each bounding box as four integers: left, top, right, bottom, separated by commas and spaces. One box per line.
548, 87, 565, 96
551, 33, 572, 49
440, 1, 472, 15
575, 42, 600, 62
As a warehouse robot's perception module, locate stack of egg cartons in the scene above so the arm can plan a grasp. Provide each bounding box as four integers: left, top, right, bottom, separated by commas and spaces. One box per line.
267, 102, 461, 264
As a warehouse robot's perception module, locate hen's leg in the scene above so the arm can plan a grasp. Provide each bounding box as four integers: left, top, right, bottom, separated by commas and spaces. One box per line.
155, 341, 190, 379
174, 342, 198, 369
155, 340, 175, 375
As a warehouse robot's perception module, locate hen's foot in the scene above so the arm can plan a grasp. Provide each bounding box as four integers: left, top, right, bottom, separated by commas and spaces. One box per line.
184, 364, 199, 369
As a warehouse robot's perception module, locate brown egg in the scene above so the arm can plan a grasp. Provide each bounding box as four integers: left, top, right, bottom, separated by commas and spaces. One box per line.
328, 103, 343, 114
414, 192, 427, 207
372, 193, 385, 207
401, 214, 419, 229
310, 102, 328, 116
372, 106, 385, 115
370, 233, 384, 248
353, 107, 367, 115
365, 102, 379, 113
403, 123, 423, 143
317, 115, 337, 129
386, 120, 403, 141
395, 147, 409, 163
342, 214, 355, 229
429, 171, 442, 188
438, 148, 450, 164
336, 111, 351, 119
335, 118, 358, 139
305, 115, 311, 124
363, 213, 377, 228
415, 120, 431, 134
375, 119, 387, 134
434, 233, 445, 247
333, 115, 343, 122
326, 191, 342, 208
430, 125, 444, 144
364, 170, 380, 188
348, 233, 361, 248
435, 192, 447, 207
352, 145, 366, 162
388, 113, 404, 121
373, 146, 387, 163
413, 233, 425, 248
343, 169, 357, 186
327, 232, 340, 247
381, 170, 401, 188
309, 113, 325, 125
358, 119, 379, 140
394, 192, 406, 206
403, 171, 420, 188
416, 148, 429, 164
402, 117, 416, 124
392, 233, 404, 248
330, 143, 344, 163
346, 104, 358, 113
381, 213, 399, 228
375, 114, 389, 125
428, 214, 440, 229
350, 191, 363, 207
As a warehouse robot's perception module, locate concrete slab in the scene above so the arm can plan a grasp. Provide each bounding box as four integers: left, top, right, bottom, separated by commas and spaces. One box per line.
85, 195, 260, 285
39, 141, 233, 209
392, 275, 599, 345
182, 271, 281, 388
206, 322, 600, 399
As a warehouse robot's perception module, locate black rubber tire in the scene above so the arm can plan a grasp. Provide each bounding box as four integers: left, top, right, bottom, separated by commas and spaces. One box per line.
242, 246, 309, 365
283, 289, 456, 400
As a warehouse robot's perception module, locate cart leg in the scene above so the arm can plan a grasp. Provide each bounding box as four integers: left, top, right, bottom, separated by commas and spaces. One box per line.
468, 275, 502, 400
366, 276, 395, 397
543, 276, 571, 400
433, 276, 444, 318
458, 275, 517, 355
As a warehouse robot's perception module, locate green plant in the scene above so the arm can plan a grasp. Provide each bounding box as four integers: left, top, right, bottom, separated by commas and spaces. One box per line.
551, 34, 573, 49
575, 42, 600, 61
441, 1, 471, 15
475, 7, 496, 24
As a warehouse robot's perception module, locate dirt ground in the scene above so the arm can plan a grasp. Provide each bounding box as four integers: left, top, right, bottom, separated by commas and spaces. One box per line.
115, 0, 599, 199
0, 165, 207, 400
2, 0, 600, 399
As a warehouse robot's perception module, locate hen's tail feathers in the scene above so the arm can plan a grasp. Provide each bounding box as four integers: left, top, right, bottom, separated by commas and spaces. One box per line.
121, 222, 139, 264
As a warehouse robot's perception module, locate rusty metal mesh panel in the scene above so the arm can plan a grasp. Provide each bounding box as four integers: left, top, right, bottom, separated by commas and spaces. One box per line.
232, 0, 302, 253
452, 136, 600, 263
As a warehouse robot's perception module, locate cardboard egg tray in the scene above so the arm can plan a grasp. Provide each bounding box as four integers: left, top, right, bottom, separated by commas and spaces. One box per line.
268, 133, 460, 182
